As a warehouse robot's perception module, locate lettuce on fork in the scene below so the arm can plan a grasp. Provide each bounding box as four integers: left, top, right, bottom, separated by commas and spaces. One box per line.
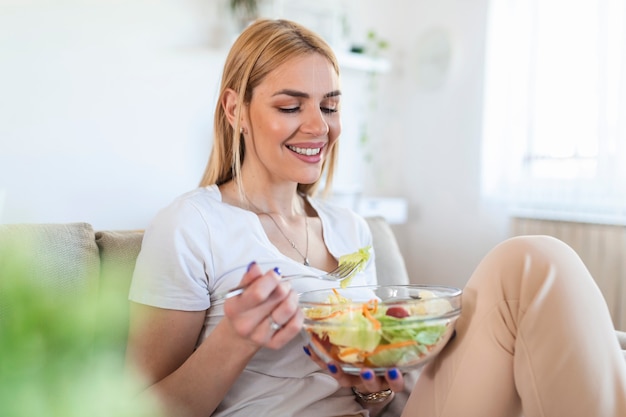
338, 245, 371, 288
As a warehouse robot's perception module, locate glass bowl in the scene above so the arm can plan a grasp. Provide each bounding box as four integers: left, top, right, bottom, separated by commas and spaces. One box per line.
299, 284, 462, 375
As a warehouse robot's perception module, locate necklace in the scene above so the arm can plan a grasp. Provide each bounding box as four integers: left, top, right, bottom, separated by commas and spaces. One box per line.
244, 195, 311, 266
262, 212, 310, 266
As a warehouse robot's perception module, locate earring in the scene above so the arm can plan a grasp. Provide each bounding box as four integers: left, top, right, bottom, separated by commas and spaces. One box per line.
240, 127, 247, 135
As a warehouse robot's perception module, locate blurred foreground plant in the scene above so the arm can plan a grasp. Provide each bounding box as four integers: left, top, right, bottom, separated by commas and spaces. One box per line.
0, 241, 163, 417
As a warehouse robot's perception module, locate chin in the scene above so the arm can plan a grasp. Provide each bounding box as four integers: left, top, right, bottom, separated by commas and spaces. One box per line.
300, 174, 322, 185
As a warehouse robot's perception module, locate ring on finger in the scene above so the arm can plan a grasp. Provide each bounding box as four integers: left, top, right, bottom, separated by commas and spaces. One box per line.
268, 316, 282, 332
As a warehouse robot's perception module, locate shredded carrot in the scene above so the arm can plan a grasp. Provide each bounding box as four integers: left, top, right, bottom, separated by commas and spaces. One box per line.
338, 347, 361, 356
362, 303, 381, 330
363, 340, 418, 357
311, 305, 362, 320
311, 310, 344, 320
367, 298, 378, 314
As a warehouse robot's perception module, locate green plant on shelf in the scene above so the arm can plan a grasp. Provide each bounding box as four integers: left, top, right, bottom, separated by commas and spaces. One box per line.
229, 0, 261, 29
365, 29, 389, 58
230, 0, 259, 16
358, 29, 390, 163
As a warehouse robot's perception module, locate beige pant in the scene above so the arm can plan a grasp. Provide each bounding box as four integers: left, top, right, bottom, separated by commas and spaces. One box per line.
402, 235, 626, 417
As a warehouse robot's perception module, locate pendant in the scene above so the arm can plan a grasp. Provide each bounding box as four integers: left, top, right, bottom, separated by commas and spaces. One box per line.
304, 258, 310, 266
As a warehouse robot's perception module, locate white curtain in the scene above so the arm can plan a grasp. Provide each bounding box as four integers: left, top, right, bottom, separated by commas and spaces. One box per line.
482, 0, 626, 225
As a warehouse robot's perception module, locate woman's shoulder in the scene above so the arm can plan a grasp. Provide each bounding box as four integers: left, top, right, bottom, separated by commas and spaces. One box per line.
309, 196, 365, 223
146, 185, 231, 232
172, 185, 221, 205
158, 185, 222, 215
308, 196, 371, 240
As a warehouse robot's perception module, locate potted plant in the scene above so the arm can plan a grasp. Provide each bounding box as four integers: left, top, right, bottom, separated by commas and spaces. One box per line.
230, 0, 260, 30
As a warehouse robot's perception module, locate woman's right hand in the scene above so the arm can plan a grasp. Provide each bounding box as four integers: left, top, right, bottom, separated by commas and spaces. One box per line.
223, 261, 303, 350
125, 261, 303, 416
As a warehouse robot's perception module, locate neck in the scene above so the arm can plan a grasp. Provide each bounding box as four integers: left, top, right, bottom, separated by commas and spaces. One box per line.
246, 193, 306, 219
231, 179, 305, 217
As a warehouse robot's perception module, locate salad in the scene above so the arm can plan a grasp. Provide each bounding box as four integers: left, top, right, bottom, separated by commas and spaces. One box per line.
303, 289, 455, 369
337, 245, 371, 288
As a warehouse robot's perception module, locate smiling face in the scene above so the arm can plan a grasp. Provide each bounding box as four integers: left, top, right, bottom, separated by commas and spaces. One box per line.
241, 53, 341, 187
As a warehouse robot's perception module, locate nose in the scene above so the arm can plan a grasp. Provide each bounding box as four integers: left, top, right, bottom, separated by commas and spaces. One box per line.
302, 107, 330, 137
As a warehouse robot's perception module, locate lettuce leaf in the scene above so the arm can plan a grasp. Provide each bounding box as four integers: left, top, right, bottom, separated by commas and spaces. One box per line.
326, 311, 381, 352
338, 245, 372, 288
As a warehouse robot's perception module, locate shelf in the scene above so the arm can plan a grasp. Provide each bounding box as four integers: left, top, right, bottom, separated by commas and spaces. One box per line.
336, 52, 391, 74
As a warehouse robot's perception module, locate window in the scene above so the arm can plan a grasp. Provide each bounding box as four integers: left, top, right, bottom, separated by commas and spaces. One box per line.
482, 0, 626, 224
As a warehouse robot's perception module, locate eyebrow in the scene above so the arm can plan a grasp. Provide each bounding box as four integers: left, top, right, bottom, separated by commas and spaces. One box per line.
273, 89, 342, 99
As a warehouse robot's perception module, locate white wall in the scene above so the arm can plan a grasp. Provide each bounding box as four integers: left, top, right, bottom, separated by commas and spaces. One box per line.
343, 0, 510, 288
1, 0, 511, 290
0, 0, 229, 229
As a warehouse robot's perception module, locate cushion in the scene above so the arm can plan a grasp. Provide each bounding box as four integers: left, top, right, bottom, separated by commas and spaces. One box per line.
618, 330, 626, 354
365, 216, 410, 285
94, 230, 144, 357
96, 230, 143, 291
0, 222, 99, 297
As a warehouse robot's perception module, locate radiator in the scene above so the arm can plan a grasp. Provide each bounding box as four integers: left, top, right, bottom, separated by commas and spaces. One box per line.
510, 217, 626, 331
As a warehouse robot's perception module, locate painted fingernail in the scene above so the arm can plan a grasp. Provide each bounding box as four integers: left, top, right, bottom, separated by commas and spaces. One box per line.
246, 261, 257, 272
361, 370, 374, 380
273, 267, 281, 276
327, 364, 338, 374
303, 346, 311, 356
388, 368, 399, 380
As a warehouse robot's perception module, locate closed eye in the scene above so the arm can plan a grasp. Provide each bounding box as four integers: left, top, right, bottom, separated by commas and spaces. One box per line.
278, 99, 339, 114
279, 106, 337, 114
279, 106, 300, 113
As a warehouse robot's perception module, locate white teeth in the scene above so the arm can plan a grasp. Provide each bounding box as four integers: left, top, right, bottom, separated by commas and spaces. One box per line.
288, 145, 321, 156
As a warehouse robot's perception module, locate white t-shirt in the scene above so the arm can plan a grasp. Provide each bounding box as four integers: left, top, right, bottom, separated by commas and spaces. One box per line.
129, 185, 378, 417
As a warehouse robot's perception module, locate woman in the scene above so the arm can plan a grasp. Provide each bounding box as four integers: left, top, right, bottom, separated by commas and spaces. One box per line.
126, 19, 626, 417
127, 19, 402, 417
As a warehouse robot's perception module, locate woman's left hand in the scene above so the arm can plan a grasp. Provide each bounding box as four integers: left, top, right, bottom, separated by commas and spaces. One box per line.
303, 343, 405, 400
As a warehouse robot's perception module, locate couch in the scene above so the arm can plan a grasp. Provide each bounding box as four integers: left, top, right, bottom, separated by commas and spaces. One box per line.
1, 217, 625, 416
0, 217, 411, 354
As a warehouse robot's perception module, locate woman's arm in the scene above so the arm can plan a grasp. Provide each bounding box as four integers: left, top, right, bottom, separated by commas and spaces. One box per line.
125, 263, 302, 417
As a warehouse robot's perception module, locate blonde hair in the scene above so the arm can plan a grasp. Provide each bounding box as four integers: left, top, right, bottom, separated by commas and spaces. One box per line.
198, 19, 340, 197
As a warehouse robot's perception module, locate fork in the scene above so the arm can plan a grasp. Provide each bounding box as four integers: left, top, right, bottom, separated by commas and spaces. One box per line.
210, 260, 362, 302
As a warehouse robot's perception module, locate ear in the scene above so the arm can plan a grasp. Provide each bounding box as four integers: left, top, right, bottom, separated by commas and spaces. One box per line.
222, 88, 243, 130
